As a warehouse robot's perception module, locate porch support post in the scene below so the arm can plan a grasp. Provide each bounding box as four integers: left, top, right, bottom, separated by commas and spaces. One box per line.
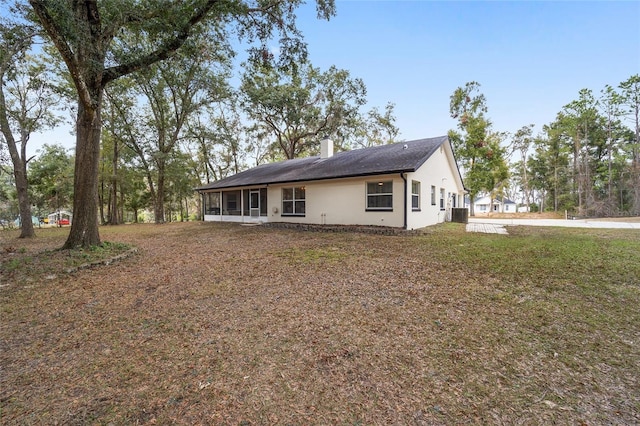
401, 172, 408, 230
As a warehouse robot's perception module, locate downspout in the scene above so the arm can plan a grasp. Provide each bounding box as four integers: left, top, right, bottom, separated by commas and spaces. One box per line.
401, 173, 407, 230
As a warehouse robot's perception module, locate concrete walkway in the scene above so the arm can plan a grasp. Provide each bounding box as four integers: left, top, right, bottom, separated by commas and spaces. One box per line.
466, 217, 640, 234
466, 222, 509, 234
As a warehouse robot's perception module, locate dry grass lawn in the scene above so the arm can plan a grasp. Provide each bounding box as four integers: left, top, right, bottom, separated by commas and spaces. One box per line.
1, 222, 639, 425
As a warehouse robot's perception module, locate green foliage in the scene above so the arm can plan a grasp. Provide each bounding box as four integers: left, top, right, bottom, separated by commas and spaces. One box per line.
449, 81, 509, 213
0, 13, 65, 237
241, 60, 368, 159
525, 74, 640, 216
347, 102, 400, 149
103, 32, 233, 224
28, 143, 74, 213
26, 0, 336, 248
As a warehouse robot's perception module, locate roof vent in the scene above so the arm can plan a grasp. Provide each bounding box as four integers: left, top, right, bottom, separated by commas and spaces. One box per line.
321, 137, 334, 158
403, 144, 408, 149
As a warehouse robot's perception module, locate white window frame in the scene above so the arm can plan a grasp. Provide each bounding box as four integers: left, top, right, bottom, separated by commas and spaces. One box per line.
411, 180, 420, 211
366, 180, 393, 211
282, 186, 306, 216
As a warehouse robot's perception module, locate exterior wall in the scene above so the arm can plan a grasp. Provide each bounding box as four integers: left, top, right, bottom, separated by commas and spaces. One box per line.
201, 177, 406, 227
267, 174, 405, 228
201, 142, 467, 230
405, 144, 466, 230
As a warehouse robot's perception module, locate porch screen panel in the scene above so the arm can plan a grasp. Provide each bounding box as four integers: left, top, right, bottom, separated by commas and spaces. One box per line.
260, 188, 267, 216
205, 192, 220, 215
223, 190, 241, 215
243, 190, 250, 216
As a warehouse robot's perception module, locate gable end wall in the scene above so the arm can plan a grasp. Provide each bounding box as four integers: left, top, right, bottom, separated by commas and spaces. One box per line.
406, 143, 466, 230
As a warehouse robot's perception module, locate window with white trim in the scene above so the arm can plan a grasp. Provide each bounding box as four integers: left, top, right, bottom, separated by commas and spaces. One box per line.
366, 181, 393, 211
411, 181, 420, 211
431, 185, 436, 205
282, 187, 305, 216
440, 188, 445, 210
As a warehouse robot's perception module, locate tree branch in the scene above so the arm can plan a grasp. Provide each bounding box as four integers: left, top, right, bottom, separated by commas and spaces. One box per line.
102, 0, 221, 85
28, 0, 94, 111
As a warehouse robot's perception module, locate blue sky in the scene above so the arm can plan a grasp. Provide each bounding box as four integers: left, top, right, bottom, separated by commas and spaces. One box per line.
295, 0, 640, 141
27, 1, 639, 156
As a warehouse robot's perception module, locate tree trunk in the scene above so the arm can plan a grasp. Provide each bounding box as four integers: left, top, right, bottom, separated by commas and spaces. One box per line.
469, 193, 476, 216
7, 140, 35, 238
14, 159, 35, 238
633, 119, 640, 216
109, 138, 121, 225
100, 178, 107, 224
63, 99, 102, 249
154, 162, 166, 223
553, 165, 559, 212
0, 76, 34, 238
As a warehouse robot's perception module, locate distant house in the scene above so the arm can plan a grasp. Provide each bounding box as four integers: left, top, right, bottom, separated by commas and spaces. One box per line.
47, 210, 73, 225
473, 196, 517, 214
196, 136, 466, 230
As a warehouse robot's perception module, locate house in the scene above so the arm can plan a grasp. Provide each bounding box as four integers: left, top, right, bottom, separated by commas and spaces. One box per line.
196, 136, 466, 230
472, 196, 517, 214
47, 210, 73, 225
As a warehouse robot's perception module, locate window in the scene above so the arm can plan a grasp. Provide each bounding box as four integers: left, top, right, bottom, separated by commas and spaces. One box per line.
411, 181, 420, 211
282, 186, 305, 216
439, 188, 445, 210
431, 185, 436, 206
367, 181, 393, 211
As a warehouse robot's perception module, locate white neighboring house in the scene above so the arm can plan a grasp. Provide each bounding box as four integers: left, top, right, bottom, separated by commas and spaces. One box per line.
196, 136, 467, 230
472, 196, 518, 214
47, 210, 73, 224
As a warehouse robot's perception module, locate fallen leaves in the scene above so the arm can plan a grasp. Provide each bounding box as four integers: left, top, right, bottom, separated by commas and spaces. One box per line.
1, 222, 639, 424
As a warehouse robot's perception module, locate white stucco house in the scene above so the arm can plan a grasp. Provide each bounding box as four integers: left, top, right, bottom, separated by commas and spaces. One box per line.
196, 136, 467, 230
473, 196, 517, 214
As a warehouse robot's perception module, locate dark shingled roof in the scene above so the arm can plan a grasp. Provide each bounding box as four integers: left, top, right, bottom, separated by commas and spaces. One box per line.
196, 136, 449, 191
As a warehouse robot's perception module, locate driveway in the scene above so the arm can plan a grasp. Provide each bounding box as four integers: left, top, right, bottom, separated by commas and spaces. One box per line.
468, 217, 640, 229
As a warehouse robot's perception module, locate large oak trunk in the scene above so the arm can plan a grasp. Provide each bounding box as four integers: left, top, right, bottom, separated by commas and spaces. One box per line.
14, 160, 35, 238
154, 162, 166, 223
63, 99, 102, 249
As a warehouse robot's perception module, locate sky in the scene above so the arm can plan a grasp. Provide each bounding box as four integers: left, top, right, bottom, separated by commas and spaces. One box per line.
26, 0, 640, 157
296, 0, 640, 141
